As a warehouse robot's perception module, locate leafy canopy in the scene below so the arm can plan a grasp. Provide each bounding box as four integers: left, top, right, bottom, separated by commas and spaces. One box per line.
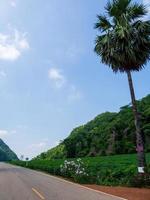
94, 0, 150, 72
36, 94, 150, 159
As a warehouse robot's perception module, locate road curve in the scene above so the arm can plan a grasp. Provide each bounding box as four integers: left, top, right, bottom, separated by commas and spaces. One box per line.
0, 163, 126, 200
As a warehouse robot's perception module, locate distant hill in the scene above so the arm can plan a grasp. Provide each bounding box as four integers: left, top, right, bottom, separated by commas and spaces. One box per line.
36, 94, 150, 160
0, 139, 18, 161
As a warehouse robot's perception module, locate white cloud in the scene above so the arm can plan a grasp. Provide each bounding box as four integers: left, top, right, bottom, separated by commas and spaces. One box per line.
0, 130, 9, 138
29, 142, 47, 149
48, 68, 66, 88
68, 85, 83, 102
0, 129, 17, 138
18, 39, 29, 49
10, 0, 16, 7
0, 29, 29, 61
0, 44, 20, 60
48, 67, 83, 102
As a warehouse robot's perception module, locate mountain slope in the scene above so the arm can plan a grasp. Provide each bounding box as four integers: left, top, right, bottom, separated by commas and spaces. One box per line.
36, 94, 150, 160
0, 139, 18, 161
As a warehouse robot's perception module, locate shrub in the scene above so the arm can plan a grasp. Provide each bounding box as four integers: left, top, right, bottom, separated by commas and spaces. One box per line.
60, 159, 89, 183
129, 173, 150, 188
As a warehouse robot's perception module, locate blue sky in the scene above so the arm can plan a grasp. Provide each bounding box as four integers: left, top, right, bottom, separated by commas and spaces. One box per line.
0, 0, 149, 159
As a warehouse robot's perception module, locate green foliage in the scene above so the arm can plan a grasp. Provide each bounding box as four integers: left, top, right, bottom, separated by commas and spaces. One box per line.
129, 173, 150, 187
10, 153, 150, 186
0, 148, 9, 161
94, 0, 150, 72
0, 139, 18, 161
36, 95, 150, 160
36, 144, 66, 160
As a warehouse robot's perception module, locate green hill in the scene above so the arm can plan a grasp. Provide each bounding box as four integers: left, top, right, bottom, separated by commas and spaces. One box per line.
0, 139, 18, 161
36, 94, 150, 160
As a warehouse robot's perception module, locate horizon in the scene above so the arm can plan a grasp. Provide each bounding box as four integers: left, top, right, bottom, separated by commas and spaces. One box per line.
0, 0, 150, 159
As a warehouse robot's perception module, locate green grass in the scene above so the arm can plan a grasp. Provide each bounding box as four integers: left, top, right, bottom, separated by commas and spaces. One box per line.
83, 153, 150, 167
10, 153, 150, 186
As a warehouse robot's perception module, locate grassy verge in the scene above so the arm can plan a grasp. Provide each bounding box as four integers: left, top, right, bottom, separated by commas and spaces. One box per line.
10, 153, 150, 187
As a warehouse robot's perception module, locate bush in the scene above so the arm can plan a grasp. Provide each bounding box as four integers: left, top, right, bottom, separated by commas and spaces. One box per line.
60, 159, 89, 183
129, 173, 150, 187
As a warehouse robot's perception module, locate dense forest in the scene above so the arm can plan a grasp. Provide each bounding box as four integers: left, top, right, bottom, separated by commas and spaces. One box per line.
36, 95, 150, 160
0, 139, 18, 161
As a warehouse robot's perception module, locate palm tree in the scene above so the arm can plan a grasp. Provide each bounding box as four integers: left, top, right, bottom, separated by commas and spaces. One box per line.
94, 0, 150, 173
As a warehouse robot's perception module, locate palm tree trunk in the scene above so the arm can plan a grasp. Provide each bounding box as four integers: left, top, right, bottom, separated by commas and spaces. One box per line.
126, 71, 146, 173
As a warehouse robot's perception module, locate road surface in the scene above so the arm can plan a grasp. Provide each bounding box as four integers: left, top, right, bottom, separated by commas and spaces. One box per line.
0, 163, 126, 200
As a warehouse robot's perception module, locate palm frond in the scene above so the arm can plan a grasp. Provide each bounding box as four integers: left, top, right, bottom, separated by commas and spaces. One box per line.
133, 20, 150, 34
106, 0, 131, 18
95, 15, 112, 32
127, 3, 147, 20
95, 23, 150, 72
94, 0, 150, 73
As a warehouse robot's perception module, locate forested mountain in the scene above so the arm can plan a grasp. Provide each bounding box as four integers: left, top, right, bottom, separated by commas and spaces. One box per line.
36, 95, 150, 160
0, 139, 18, 161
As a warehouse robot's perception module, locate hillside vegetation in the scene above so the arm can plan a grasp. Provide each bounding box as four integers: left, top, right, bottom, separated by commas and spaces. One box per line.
0, 139, 18, 161
37, 95, 150, 160
11, 153, 150, 186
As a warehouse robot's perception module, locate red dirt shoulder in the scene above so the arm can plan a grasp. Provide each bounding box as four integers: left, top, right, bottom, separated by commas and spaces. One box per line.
85, 185, 150, 200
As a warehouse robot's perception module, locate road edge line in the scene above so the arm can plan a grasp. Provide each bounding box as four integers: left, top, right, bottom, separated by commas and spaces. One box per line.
36, 171, 127, 200
7, 163, 127, 200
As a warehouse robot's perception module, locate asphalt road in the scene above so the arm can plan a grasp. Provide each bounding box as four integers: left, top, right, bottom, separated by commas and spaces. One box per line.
0, 163, 126, 200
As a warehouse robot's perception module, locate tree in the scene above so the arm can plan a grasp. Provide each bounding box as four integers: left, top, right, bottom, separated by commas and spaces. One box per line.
20, 155, 24, 161
25, 157, 29, 161
94, 0, 150, 173
25, 157, 29, 167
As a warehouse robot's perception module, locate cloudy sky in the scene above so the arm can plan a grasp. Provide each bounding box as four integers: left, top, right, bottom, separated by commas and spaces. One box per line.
0, 0, 150, 159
